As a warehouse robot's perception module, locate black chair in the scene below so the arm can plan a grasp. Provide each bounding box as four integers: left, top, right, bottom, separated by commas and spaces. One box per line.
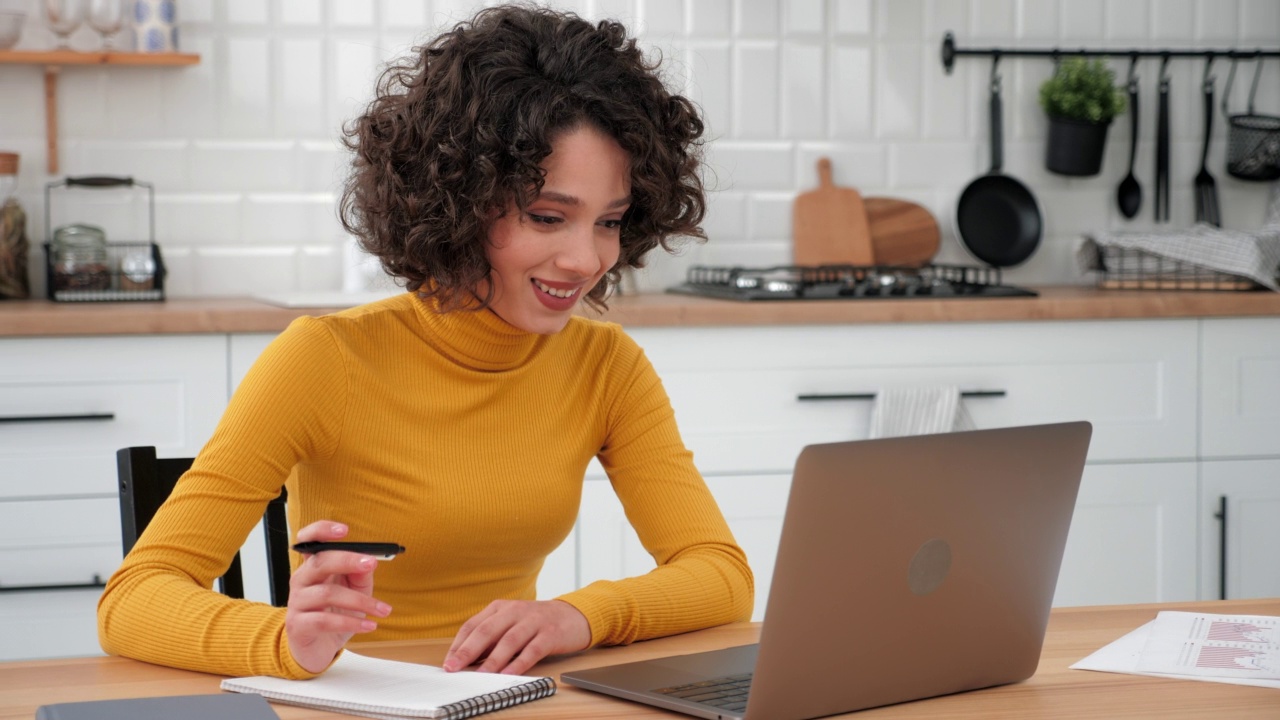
115, 446, 291, 607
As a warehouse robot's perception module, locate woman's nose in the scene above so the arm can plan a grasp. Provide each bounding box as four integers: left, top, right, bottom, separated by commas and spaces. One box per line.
555, 226, 604, 277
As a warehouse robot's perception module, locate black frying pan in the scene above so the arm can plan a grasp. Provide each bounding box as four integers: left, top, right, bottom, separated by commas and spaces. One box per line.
957, 61, 1043, 267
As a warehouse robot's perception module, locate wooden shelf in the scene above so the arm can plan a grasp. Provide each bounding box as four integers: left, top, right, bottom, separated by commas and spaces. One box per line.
0, 50, 201, 174
0, 50, 199, 66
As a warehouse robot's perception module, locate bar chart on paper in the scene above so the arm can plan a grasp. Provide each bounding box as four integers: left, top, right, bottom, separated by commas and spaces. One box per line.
1205, 621, 1275, 644
1137, 612, 1280, 679
1196, 645, 1273, 672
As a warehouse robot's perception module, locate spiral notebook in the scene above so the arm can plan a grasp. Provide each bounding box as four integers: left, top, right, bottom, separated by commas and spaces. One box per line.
220, 651, 556, 720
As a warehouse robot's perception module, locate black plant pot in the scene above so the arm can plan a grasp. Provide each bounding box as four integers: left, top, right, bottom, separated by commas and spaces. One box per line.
1045, 116, 1111, 177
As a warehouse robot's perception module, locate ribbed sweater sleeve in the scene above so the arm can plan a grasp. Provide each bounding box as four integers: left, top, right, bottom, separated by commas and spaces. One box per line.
556, 333, 755, 646
97, 317, 346, 678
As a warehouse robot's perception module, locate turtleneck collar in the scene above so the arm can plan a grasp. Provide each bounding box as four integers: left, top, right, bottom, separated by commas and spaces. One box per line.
411, 292, 547, 372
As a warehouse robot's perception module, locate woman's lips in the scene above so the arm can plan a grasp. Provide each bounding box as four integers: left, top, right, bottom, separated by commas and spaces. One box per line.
531, 278, 581, 311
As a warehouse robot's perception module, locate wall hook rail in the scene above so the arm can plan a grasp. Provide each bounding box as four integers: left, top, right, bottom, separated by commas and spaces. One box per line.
942, 32, 1280, 74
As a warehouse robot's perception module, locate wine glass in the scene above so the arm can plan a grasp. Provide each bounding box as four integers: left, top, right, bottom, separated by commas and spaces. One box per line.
44, 0, 86, 49
87, 0, 124, 50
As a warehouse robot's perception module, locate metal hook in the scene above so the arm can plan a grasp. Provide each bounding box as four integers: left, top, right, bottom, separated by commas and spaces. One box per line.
989, 52, 1002, 92
1159, 53, 1172, 86
1247, 50, 1265, 113
1222, 56, 1238, 118
1202, 52, 1215, 90
1127, 53, 1139, 92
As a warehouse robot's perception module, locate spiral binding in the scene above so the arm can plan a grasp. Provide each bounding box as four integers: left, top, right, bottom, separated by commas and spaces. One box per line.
437, 678, 557, 719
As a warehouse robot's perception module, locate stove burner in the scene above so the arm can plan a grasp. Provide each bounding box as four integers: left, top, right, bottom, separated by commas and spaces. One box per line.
667, 264, 1037, 301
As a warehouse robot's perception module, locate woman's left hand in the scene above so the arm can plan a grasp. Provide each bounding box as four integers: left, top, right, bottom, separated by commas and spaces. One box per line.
443, 599, 591, 675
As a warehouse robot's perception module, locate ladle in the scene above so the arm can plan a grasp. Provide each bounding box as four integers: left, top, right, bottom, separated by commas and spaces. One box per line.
1116, 56, 1142, 219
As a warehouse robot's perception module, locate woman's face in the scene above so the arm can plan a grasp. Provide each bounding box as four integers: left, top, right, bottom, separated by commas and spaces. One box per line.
484, 124, 630, 335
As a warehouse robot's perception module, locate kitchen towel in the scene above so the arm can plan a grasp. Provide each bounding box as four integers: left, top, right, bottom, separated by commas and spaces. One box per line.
869, 386, 975, 439
1079, 225, 1280, 291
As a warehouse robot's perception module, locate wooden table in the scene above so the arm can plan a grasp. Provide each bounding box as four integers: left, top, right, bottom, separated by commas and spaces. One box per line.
3, 599, 1277, 719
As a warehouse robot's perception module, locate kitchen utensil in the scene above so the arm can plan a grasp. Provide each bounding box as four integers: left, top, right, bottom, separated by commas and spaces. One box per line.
44, 0, 85, 49
1154, 56, 1171, 222
1116, 57, 1142, 219
956, 57, 1042, 268
1194, 58, 1221, 227
1222, 56, 1280, 182
792, 157, 874, 266
86, 0, 124, 50
864, 197, 940, 267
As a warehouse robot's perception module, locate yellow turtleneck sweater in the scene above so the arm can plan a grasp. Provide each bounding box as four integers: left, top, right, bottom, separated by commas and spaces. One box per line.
97, 293, 753, 679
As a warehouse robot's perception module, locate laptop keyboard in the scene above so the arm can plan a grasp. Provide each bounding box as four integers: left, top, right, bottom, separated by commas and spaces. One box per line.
653, 672, 753, 713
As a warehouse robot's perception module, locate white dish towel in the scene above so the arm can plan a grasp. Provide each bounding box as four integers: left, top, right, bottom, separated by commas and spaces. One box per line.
869, 386, 975, 439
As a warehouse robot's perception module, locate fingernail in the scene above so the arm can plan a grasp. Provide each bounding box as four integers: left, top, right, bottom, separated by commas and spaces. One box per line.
358, 557, 375, 569
360, 620, 377, 632
443, 659, 458, 672
331, 523, 347, 534
376, 602, 392, 616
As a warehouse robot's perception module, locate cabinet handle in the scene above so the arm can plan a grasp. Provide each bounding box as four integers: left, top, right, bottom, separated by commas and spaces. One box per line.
0, 574, 107, 593
0, 413, 115, 424
1213, 495, 1228, 601
796, 390, 1006, 402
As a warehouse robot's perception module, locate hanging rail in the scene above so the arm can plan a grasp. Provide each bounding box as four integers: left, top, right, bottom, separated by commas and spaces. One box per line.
941, 32, 1280, 74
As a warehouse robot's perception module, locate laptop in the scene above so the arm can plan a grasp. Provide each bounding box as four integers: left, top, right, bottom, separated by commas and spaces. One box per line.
561, 421, 1092, 720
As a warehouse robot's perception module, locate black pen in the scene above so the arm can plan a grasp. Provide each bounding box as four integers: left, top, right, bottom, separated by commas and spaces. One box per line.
291, 541, 406, 560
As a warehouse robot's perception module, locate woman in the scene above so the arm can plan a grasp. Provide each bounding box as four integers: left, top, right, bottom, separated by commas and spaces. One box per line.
98, 4, 752, 680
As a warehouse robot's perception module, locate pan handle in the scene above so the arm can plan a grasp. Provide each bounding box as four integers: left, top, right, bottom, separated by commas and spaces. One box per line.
989, 56, 1003, 174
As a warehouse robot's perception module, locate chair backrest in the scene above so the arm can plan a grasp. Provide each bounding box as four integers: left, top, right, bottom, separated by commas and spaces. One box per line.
115, 447, 291, 607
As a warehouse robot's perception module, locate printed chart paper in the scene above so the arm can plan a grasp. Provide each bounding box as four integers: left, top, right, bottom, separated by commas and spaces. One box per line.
1136, 612, 1280, 680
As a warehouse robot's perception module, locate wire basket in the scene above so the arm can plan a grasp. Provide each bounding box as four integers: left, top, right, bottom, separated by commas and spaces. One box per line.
44, 176, 165, 302
1095, 246, 1260, 291
1223, 57, 1280, 182
43, 241, 166, 302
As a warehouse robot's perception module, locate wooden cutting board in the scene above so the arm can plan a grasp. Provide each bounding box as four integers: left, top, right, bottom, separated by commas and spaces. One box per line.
864, 197, 941, 267
792, 158, 874, 266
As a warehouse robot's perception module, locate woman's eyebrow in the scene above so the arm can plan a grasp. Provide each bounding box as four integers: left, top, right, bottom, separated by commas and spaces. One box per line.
538, 191, 632, 209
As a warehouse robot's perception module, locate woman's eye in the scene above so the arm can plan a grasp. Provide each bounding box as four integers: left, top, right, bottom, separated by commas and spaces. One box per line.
600, 219, 623, 230
528, 213, 561, 225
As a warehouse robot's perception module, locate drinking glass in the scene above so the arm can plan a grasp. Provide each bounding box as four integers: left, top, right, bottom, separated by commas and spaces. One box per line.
44, 0, 86, 49
87, 0, 124, 50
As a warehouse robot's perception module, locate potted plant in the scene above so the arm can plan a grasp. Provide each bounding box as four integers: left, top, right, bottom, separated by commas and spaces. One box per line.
1039, 57, 1127, 177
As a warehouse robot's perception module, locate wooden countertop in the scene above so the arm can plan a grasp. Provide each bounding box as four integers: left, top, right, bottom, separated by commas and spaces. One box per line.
2, 598, 1278, 719
2, 286, 1279, 337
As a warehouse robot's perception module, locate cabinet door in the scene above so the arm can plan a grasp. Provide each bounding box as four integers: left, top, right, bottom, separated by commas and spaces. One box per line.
1054, 462, 1198, 607
1201, 318, 1280, 458
1200, 459, 1280, 601
0, 335, 229, 660
577, 474, 790, 621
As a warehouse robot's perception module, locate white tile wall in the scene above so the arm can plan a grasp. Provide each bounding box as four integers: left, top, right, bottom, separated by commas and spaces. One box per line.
1, 0, 1277, 298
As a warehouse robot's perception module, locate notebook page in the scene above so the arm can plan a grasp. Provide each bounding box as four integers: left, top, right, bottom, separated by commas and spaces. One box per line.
221, 652, 549, 716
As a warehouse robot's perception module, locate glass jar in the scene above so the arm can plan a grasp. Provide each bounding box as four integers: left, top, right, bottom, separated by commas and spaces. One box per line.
52, 224, 111, 291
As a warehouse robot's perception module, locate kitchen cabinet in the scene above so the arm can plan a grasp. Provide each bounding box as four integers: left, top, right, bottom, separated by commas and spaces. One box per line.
1200, 318, 1280, 459
1055, 462, 1198, 607
0, 335, 226, 660
1198, 318, 1280, 602
1200, 459, 1280, 601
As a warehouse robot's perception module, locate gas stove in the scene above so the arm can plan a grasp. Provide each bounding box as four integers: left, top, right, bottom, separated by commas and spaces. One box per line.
667, 264, 1037, 301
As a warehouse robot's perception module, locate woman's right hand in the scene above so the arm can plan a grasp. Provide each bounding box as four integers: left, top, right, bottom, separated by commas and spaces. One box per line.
285, 521, 393, 673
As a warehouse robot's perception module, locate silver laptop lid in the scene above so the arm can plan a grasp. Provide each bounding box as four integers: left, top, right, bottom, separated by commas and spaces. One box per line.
744, 422, 1091, 720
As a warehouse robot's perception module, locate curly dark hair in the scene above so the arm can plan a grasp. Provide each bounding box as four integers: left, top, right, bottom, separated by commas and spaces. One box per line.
338, 3, 707, 310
